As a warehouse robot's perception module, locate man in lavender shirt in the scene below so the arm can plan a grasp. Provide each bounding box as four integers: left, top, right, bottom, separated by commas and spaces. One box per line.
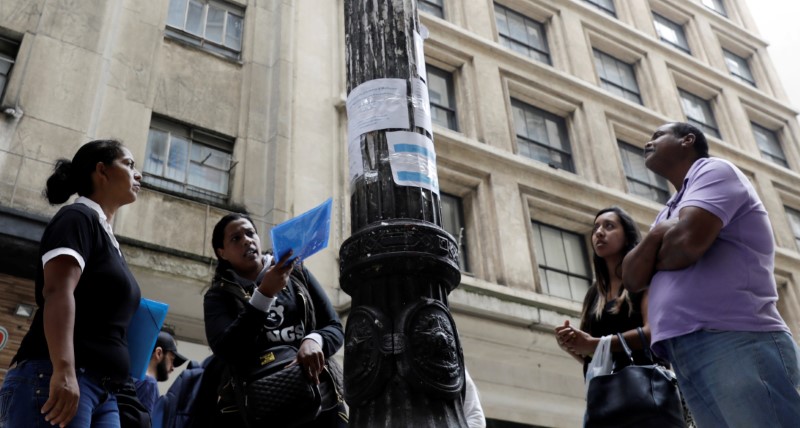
623, 122, 800, 427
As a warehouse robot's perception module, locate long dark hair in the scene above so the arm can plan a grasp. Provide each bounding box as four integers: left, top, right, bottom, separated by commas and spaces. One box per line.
44, 139, 125, 204
212, 212, 257, 274
583, 206, 641, 323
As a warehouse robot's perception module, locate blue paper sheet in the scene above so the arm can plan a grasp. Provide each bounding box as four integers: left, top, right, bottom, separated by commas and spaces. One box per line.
271, 198, 333, 263
127, 298, 169, 380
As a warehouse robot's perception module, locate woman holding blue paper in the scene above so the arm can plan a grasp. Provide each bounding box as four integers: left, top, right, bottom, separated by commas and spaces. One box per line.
204, 213, 346, 427
0, 140, 143, 428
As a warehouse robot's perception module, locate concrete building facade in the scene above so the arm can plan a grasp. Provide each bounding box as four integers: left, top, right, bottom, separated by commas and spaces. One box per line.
1, 0, 799, 426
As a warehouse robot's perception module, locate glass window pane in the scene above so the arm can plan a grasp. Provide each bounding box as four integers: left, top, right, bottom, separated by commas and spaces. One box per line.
526, 21, 544, 49
167, 0, 188, 28
188, 162, 228, 194
546, 270, 572, 299
205, 6, 225, 44
427, 71, 447, 106
225, 13, 243, 50
525, 111, 547, 143
512, 104, 528, 139
541, 226, 568, 271
0, 57, 11, 74
419, 1, 444, 18
166, 136, 189, 182
144, 129, 169, 175
508, 13, 527, 43
494, 6, 509, 36
545, 120, 568, 152
786, 208, 800, 242
563, 233, 588, 276
190, 143, 230, 170
569, 277, 591, 301
753, 124, 784, 158
533, 224, 545, 264
186, 0, 205, 36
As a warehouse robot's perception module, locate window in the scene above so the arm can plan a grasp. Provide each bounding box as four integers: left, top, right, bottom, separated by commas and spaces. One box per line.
143, 117, 235, 204
723, 49, 755, 86
751, 123, 788, 168
419, 0, 444, 18
785, 206, 800, 250
593, 49, 642, 105
166, 0, 244, 60
511, 99, 574, 172
0, 36, 20, 100
427, 65, 458, 131
618, 141, 670, 203
678, 89, 720, 138
532, 222, 591, 302
653, 13, 690, 54
441, 193, 469, 272
494, 4, 551, 65
701, 0, 727, 17
583, 0, 616, 16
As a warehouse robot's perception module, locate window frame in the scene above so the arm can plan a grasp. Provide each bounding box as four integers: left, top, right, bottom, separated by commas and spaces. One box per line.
493, 3, 551, 65
618, 141, 670, 204
785, 206, 800, 251
583, 0, 616, 17
652, 13, 691, 54
440, 192, 470, 272
531, 221, 592, 302
701, 0, 727, 17
593, 49, 643, 105
418, 0, 445, 19
751, 122, 789, 169
143, 116, 236, 204
165, 0, 245, 60
678, 89, 720, 139
510, 98, 574, 172
0, 36, 20, 101
722, 49, 756, 87
426, 64, 459, 132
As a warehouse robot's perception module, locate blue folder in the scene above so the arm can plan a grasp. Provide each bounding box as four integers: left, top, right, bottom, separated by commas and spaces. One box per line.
271, 198, 333, 263
127, 298, 169, 380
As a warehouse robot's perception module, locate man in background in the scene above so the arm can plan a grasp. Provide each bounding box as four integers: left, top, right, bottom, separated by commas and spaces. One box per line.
135, 331, 188, 412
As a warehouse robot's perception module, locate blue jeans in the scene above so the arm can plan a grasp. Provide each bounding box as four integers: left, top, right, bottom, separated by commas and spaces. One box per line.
0, 360, 120, 428
662, 330, 800, 428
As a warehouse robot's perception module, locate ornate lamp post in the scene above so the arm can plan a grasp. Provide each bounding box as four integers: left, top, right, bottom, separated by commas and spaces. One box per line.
340, 0, 467, 426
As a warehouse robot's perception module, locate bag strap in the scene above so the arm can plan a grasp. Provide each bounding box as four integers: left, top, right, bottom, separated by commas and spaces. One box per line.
615, 332, 635, 364
635, 326, 654, 362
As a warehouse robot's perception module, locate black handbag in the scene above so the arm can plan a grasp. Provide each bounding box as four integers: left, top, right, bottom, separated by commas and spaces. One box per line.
235, 345, 322, 428
585, 328, 685, 428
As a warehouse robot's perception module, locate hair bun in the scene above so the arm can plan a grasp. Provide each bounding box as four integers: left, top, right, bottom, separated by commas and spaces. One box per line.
44, 159, 77, 204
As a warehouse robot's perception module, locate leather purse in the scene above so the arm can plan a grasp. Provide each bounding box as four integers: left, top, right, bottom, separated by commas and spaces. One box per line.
585, 328, 685, 428
236, 345, 321, 428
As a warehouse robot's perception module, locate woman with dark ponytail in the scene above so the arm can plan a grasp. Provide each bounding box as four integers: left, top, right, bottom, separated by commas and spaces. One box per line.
0, 139, 144, 427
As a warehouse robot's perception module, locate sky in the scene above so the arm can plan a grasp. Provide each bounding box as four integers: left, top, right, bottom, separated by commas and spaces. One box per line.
744, 0, 800, 109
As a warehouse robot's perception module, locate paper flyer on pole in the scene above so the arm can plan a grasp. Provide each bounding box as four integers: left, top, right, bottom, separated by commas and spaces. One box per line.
271, 198, 333, 263
387, 131, 439, 195
346, 78, 409, 143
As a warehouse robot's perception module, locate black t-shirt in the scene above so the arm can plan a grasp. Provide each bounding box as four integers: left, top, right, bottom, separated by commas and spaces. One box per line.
14, 203, 141, 382
582, 287, 651, 373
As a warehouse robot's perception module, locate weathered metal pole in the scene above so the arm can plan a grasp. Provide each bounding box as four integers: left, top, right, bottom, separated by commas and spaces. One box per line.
340, 0, 467, 426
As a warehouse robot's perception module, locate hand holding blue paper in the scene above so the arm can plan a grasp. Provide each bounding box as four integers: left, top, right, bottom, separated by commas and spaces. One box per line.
271, 198, 333, 263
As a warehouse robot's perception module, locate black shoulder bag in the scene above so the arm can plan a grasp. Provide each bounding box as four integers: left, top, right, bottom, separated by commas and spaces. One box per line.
226, 266, 343, 427
585, 327, 685, 428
